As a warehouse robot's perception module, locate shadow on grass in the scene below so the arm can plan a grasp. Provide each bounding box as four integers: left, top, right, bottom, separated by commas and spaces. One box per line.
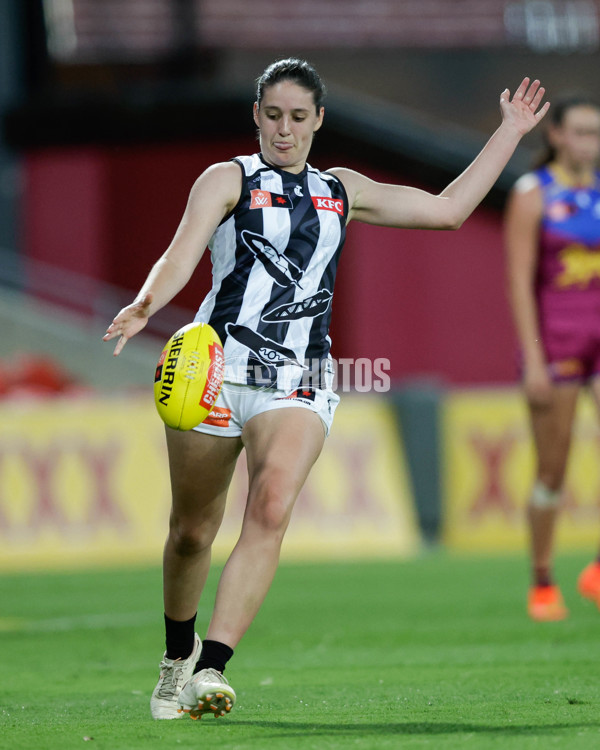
226, 719, 600, 737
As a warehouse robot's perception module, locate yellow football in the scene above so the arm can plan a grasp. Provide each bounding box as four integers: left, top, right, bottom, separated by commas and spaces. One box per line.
154, 322, 225, 430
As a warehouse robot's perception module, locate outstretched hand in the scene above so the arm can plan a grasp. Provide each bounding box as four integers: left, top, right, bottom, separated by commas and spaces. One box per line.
500, 78, 550, 136
103, 292, 153, 356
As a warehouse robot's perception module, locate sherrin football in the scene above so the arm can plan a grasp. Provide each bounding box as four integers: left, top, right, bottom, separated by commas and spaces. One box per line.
154, 322, 225, 430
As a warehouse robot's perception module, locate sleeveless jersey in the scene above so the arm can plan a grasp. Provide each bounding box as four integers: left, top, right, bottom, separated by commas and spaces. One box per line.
535, 164, 600, 298
529, 164, 600, 381
194, 153, 348, 390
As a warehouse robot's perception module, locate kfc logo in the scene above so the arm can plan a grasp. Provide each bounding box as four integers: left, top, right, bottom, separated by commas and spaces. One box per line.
312, 196, 344, 215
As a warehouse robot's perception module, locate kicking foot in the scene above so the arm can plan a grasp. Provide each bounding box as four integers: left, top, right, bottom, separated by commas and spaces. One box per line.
178, 668, 236, 720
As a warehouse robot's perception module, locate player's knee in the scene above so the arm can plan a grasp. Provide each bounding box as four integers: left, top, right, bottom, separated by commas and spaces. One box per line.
168, 518, 218, 557
247, 471, 293, 534
529, 479, 561, 509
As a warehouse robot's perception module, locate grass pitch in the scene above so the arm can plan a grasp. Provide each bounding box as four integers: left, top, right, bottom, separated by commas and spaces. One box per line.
2, 552, 600, 749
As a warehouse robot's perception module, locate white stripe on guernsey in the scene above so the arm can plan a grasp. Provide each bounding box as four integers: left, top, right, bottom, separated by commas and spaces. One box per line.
280, 168, 341, 383
193, 158, 261, 325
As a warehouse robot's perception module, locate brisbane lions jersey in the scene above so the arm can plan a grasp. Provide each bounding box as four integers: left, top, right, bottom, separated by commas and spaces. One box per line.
194, 153, 348, 390
535, 163, 600, 296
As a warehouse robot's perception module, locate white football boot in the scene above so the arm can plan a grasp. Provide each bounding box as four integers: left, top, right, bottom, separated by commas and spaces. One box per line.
150, 633, 202, 719
177, 668, 236, 720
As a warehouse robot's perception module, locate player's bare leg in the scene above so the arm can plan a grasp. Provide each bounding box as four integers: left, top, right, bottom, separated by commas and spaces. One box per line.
207, 407, 325, 646
152, 428, 242, 719
526, 382, 578, 620
178, 407, 325, 719
578, 377, 600, 605
163, 428, 243, 621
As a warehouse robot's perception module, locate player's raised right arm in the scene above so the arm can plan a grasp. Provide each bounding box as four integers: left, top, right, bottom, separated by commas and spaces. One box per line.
103, 161, 241, 356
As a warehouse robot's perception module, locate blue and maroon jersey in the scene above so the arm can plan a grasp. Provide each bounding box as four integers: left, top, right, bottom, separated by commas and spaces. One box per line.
535, 163, 600, 296
531, 164, 600, 380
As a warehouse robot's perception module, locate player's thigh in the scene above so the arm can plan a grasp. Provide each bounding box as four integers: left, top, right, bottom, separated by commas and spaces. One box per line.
241, 407, 325, 517
165, 426, 243, 519
528, 382, 579, 481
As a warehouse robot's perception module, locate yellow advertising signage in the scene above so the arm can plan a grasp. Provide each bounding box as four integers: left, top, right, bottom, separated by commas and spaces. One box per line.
0, 394, 419, 571
443, 389, 600, 552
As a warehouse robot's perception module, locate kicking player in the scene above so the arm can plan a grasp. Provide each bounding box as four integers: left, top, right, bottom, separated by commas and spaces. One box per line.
105, 58, 549, 718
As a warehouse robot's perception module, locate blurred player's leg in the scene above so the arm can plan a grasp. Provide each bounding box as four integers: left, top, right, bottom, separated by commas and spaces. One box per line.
577, 376, 600, 606
526, 382, 579, 621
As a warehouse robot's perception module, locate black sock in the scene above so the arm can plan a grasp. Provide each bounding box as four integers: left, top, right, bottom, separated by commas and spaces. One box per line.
193, 639, 234, 674
164, 613, 197, 660
533, 567, 552, 587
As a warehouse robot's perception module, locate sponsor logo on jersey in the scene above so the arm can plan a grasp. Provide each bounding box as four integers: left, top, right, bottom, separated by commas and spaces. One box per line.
556, 244, 600, 288
312, 196, 344, 215
546, 200, 575, 222
203, 406, 232, 428
261, 288, 333, 322
241, 230, 304, 288
250, 189, 293, 209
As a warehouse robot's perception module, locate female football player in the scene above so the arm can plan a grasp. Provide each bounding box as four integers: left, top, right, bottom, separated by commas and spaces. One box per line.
104, 58, 549, 719
505, 94, 600, 621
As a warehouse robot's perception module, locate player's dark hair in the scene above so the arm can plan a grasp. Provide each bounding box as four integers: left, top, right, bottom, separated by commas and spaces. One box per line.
533, 92, 600, 167
256, 58, 326, 113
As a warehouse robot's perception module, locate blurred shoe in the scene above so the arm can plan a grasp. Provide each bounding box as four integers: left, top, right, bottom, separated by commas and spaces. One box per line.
150, 633, 201, 719
178, 668, 236, 720
527, 585, 568, 621
577, 561, 600, 603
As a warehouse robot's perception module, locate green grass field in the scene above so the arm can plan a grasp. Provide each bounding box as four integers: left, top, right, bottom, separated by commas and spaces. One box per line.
2, 552, 600, 750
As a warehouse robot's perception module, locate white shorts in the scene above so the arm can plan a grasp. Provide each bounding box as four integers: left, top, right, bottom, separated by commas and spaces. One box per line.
192, 383, 340, 437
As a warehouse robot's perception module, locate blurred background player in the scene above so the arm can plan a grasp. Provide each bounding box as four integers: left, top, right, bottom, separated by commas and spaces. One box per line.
505, 94, 600, 621
105, 58, 549, 720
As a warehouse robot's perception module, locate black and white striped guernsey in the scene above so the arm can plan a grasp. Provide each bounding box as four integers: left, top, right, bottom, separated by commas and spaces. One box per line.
194, 153, 348, 390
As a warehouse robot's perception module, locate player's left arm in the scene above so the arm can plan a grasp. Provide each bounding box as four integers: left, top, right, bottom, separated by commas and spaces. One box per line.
331, 78, 549, 231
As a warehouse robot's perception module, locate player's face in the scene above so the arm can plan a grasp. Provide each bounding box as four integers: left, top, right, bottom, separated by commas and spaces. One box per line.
550, 105, 600, 171
253, 81, 324, 173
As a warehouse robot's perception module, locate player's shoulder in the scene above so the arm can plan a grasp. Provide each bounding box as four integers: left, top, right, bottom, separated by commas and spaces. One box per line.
326, 166, 360, 183
512, 171, 542, 195
191, 160, 243, 191
324, 167, 368, 196
188, 161, 243, 212
201, 160, 244, 180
